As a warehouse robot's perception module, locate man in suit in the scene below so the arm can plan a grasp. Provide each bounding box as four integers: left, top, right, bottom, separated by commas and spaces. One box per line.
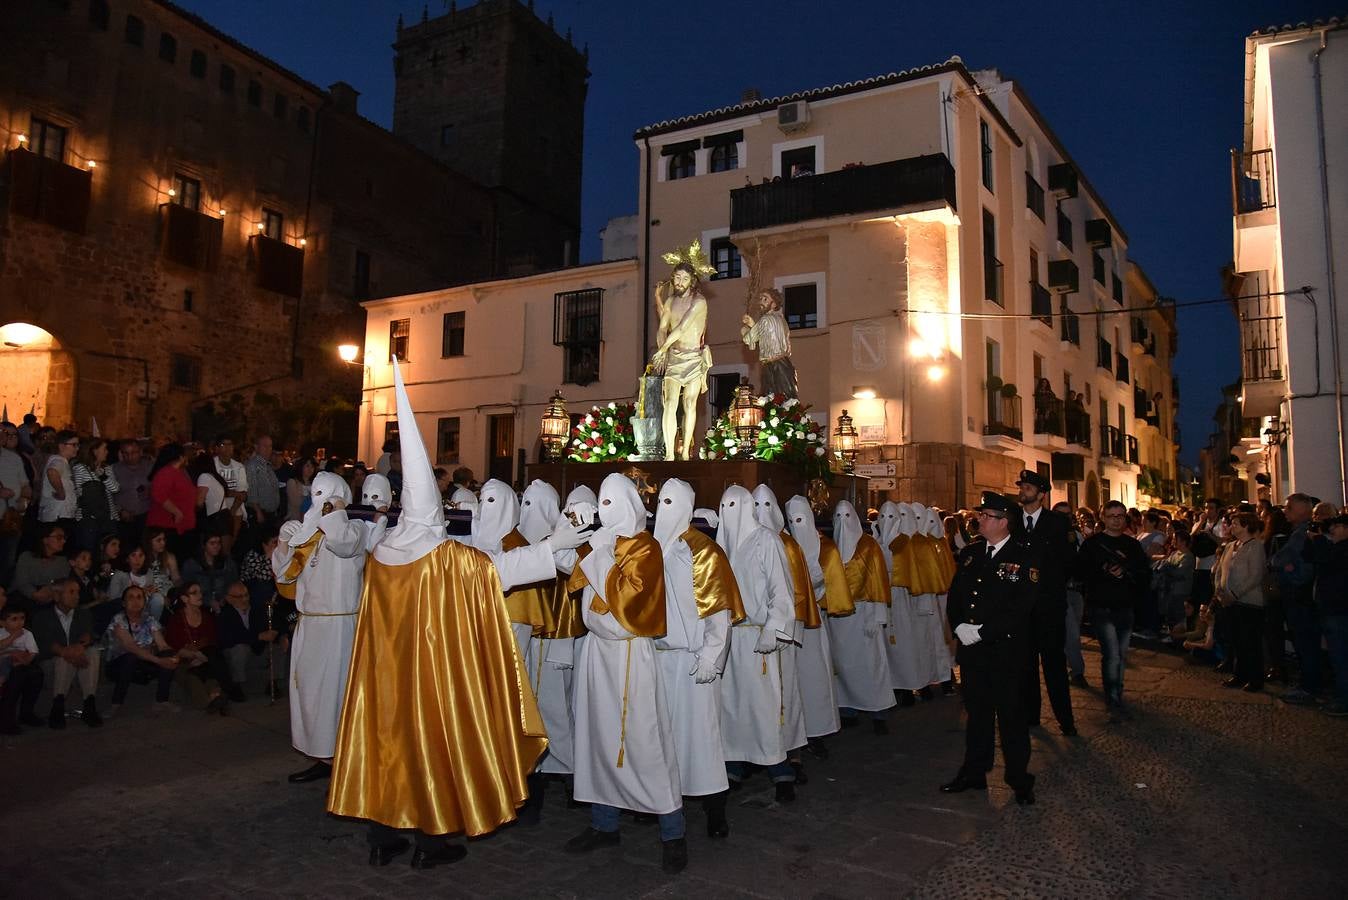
940, 491, 1040, 805
1012, 470, 1078, 736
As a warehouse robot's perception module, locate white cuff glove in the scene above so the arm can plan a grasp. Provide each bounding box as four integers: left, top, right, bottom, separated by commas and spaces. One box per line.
587, 527, 616, 554
753, 627, 780, 654
278, 521, 301, 543
954, 623, 984, 646
548, 520, 587, 552
690, 656, 719, 683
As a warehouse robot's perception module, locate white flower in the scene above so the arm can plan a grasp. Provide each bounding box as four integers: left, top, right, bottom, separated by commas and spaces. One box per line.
609, 443, 619, 455
725, 438, 737, 447
728, 446, 739, 456
807, 432, 818, 442
572, 438, 582, 446
584, 414, 594, 424
767, 435, 779, 446
796, 431, 805, 440
784, 398, 799, 408
758, 421, 767, 429
608, 402, 616, 410
590, 430, 601, 439
814, 447, 826, 457
706, 428, 715, 437
770, 417, 780, 427
605, 417, 614, 426
756, 397, 768, 407
594, 446, 605, 456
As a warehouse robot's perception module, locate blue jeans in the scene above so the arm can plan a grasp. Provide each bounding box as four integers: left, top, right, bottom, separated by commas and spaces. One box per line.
1321, 614, 1348, 706
1093, 606, 1133, 704
725, 759, 796, 784
590, 803, 684, 841
1284, 602, 1322, 693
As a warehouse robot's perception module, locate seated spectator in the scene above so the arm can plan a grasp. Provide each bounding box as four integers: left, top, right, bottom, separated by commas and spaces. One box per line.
8, 523, 73, 610
107, 544, 164, 621
240, 528, 279, 606
143, 528, 180, 601
1173, 601, 1217, 659
94, 534, 121, 600
180, 533, 238, 613
66, 547, 101, 608
30, 576, 102, 728
218, 581, 279, 699
0, 606, 44, 734
105, 585, 179, 716
163, 582, 232, 714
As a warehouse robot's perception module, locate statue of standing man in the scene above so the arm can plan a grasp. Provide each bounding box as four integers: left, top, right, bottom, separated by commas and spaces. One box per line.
651, 262, 711, 461
741, 288, 798, 399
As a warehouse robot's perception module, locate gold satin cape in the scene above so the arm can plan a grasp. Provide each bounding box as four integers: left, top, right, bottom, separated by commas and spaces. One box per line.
780, 532, 822, 628
888, 533, 919, 591
569, 533, 667, 638
500, 529, 558, 636
843, 534, 890, 604
327, 540, 547, 836
818, 536, 857, 616
682, 527, 747, 623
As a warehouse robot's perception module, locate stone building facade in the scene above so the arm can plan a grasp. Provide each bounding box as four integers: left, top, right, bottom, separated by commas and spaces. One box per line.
0, 0, 579, 449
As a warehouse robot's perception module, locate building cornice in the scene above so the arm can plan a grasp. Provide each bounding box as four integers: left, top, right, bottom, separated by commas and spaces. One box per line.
360, 257, 638, 311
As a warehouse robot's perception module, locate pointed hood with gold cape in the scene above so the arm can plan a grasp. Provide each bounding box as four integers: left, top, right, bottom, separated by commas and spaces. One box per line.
327, 359, 546, 836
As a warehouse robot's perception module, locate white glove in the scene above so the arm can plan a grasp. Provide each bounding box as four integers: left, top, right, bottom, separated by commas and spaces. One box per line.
278, 521, 301, 543
954, 623, 984, 646
552, 660, 574, 671
548, 520, 588, 552
753, 627, 780, 654
690, 656, 719, 683
587, 527, 617, 554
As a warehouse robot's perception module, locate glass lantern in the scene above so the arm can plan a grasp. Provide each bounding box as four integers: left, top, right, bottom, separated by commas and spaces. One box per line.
539, 389, 570, 462
832, 409, 858, 473
730, 381, 763, 444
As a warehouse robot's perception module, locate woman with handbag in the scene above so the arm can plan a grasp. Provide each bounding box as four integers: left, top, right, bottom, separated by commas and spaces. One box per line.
71, 438, 120, 554
1213, 513, 1267, 692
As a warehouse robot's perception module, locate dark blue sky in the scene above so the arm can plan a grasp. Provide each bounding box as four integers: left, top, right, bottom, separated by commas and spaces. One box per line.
178, 0, 1328, 466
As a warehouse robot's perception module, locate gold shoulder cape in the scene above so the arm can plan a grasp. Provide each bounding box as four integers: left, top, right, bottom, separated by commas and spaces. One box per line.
328, 540, 546, 837
929, 535, 957, 592
844, 534, 890, 603
499, 529, 557, 636
817, 536, 856, 616
780, 532, 822, 628
888, 533, 918, 591
682, 527, 746, 624
570, 532, 667, 638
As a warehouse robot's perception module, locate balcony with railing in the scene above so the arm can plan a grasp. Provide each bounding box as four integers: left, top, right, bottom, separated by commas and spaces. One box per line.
160, 202, 223, 271
1116, 351, 1130, 383
1025, 172, 1045, 220
1126, 435, 1139, 465
1100, 424, 1125, 459
1235, 288, 1285, 417
1033, 392, 1065, 446
983, 388, 1023, 447
249, 235, 304, 298
1060, 309, 1081, 346
1031, 282, 1053, 326
1231, 148, 1275, 215
729, 153, 956, 233
5, 148, 92, 233
1065, 406, 1091, 448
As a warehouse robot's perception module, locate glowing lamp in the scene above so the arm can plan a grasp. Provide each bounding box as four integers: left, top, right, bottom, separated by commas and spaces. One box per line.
851, 385, 877, 400
85, 159, 96, 169
539, 390, 570, 462
831, 409, 858, 473
337, 343, 360, 364
167, 188, 176, 197
16, 133, 27, 145
926, 364, 947, 382
730, 381, 763, 444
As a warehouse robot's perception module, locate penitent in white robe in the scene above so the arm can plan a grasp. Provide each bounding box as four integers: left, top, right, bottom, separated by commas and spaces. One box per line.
572, 544, 681, 815
799, 577, 840, 737
655, 538, 731, 797
273, 508, 366, 760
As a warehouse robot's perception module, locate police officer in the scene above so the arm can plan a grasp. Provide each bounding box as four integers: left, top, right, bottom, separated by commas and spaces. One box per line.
940, 491, 1039, 805
1012, 470, 1078, 737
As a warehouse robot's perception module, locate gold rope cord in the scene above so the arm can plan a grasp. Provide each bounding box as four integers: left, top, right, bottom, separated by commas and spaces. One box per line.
616, 640, 632, 769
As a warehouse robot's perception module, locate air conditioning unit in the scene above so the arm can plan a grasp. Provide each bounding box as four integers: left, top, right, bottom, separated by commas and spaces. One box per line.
777, 101, 810, 133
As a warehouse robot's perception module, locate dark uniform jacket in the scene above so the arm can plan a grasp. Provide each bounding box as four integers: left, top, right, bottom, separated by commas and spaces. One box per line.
947, 537, 1040, 668
1011, 508, 1073, 607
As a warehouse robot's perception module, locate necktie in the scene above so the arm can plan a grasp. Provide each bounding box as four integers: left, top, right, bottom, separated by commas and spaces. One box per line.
987, 543, 996, 560
1026, 514, 1035, 534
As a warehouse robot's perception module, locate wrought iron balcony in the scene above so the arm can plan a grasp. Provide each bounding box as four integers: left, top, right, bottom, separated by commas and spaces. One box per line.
1048, 163, 1078, 198
1116, 351, 1130, 383
1048, 258, 1078, 293
1025, 172, 1045, 220
1031, 282, 1053, 325
729, 153, 956, 233
984, 390, 1023, 441
5, 148, 91, 233
1231, 148, 1275, 215
1065, 407, 1091, 448
1085, 218, 1112, 248
1236, 290, 1284, 382
1060, 310, 1081, 345
1034, 394, 1065, 437
1100, 424, 1125, 459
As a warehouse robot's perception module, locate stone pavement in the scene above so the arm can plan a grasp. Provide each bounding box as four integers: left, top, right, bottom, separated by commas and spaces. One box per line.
3, 641, 1346, 899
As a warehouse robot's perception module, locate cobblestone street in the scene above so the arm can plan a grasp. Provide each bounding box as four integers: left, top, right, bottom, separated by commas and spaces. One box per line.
4, 641, 1345, 899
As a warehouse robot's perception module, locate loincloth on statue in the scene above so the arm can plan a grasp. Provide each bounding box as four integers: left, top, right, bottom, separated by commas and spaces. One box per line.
663, 346, 711, 392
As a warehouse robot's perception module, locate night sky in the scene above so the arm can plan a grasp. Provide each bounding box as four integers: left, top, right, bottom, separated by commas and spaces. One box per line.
177, 0, 1329, 466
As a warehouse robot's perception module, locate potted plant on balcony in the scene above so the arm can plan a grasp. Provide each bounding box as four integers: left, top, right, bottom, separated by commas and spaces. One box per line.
1000, 382, 1019, 398
986, 375, 1004, 394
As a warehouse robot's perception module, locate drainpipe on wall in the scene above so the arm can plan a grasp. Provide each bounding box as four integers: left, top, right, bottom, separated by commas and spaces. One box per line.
1310, 30, 1346, 504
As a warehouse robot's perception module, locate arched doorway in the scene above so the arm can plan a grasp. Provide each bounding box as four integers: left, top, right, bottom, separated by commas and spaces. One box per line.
0, 322, 75, 428
1085, 471, 1100, 512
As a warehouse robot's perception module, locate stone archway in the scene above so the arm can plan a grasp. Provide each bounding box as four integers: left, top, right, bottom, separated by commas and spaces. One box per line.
0, 322, 76, 428
1085, 471, 1100, 512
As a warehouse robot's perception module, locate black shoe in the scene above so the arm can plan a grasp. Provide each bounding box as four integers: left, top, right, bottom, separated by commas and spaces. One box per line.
840, 716, 859, 729
1222, 676, 1246, 689
805, 738, 829, 760
790, 760, 808, 785
917, 686, 933, 701
1015, 787, 1036, 805
1070, 673, 1089, 688
1061, 724, 1079, 737
872, 717, 889, 736
368, 838, 410, 867
1214, 660, 1233, 674
516, 774, 545, 827
775, 782, 796, 803
227, 686, 247, 703
288, 761, 332, 783
48, 695, 66, 730
706, 810, 729, 839
410, 843, 467, 869
661, 837, 688, 874
564, 827, 621, 854
82, 696, 103, 728
942, 680, 956, 695
939, 774, 987, 794
898, 691, 916, 707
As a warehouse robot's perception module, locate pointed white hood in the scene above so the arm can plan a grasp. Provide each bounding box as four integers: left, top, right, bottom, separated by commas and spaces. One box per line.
786, 495, 822, 583
898, 502, 918, 536
654, 477, 695, 552
716, 484, 764, 570
875, 501, 902, 545
833, 500, 863, 563
923, 507, 944, 539
519, 479, 562, 544
596, 472, 646, 539
751, 484, 785, 533
373, 358, 447, 566
471, 478, 519, 552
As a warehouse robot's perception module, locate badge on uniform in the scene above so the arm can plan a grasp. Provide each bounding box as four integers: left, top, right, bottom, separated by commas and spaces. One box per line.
997, 562, 1021, 582
963, 554, 976, 567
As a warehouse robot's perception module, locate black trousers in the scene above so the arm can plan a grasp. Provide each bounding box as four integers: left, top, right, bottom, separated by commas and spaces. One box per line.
0, 663, 44, 725
108, 654, 175, 704
368, 822, 447, 852
1023, 606, 1075, 729
1231, 603, 1265, 688
961, 660, 1033, 791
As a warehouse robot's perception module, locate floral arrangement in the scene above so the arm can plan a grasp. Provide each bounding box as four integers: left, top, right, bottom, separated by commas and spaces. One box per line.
568, 402, 639, 462
701, 394, 831, 481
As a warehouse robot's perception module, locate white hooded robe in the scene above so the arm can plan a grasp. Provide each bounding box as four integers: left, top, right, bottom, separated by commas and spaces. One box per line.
786, 495, 841, 738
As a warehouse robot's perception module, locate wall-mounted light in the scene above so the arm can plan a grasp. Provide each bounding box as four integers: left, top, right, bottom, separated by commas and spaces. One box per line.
926, 364, 946, 382
337, 343, 360, 364
167, 188, 176, 198
256, 222, 265, 232
218, 208, 227, 217
298, 238, 307, 247
851, 385, 877, 400
85, 159, 96, 169
16, 133, 27, 145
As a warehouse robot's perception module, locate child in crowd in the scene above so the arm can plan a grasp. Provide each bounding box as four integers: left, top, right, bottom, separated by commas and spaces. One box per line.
0, 607, 44, 734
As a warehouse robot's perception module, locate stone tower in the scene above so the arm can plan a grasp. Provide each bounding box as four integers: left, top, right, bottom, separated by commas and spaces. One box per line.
393, 0, 588, 274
